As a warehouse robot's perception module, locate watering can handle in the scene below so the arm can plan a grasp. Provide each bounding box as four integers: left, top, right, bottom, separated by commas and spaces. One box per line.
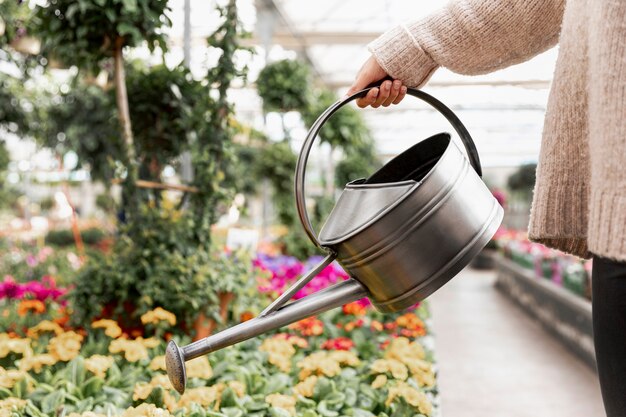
295, 81, 483, 248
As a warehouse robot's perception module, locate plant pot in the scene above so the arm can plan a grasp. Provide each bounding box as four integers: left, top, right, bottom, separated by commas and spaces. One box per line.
192, 292, 235, 341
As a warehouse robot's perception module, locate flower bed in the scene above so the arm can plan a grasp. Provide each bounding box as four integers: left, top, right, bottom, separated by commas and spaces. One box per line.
496, 229, 592, 300
1, 252, 438, 417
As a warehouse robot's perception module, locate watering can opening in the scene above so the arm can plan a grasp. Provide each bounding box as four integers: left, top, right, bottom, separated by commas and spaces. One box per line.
318, 133, 451, 246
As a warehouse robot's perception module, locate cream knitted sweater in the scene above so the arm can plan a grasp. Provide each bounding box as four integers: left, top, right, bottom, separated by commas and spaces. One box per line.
369, 0, 626, 261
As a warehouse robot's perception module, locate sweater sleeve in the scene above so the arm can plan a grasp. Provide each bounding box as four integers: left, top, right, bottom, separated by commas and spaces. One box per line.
368, 0, 566, 87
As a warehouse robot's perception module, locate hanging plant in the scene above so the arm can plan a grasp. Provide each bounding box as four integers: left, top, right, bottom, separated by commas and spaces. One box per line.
256, 59, 310, 113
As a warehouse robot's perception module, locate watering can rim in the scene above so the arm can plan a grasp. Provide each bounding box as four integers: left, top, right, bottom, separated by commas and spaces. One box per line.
318, 133, 459, 246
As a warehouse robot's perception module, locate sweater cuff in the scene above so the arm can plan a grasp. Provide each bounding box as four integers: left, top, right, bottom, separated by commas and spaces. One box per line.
368, 24, 439, 88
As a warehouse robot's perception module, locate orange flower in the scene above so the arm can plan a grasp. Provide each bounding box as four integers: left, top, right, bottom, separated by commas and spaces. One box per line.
342, 302, 366, 316
321, 337, 354, 351
371, 320, 384, 332
54, 307, 70, 327
289, 317, 323, 336
395, 313, 426, 337
240, 311, 254, 322
344, 319, 364, 332
17, 300, 46, 316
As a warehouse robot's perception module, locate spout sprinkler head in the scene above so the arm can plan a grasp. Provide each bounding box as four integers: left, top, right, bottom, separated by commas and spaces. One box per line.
165, 340, 187, 394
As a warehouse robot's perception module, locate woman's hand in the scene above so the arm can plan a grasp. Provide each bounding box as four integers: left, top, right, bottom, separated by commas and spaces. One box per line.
345, 55, 407, 108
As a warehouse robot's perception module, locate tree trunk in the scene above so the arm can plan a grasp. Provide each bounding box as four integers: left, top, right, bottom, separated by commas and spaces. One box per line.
113, 37, 139, 218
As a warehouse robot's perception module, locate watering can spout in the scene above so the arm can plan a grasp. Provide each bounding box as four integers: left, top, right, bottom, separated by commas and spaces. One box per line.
166, 276, 367, 394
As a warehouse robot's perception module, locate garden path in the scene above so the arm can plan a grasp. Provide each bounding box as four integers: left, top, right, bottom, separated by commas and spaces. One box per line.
429, 268, 605, 417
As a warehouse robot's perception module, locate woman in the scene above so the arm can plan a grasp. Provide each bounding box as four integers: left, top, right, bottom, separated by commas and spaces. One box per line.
345, 0, 626, 415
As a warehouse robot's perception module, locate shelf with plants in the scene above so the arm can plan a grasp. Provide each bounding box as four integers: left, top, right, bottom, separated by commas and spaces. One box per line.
495, 228, 592, 301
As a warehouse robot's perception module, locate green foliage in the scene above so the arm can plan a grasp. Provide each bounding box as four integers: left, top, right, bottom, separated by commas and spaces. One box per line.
31, 0, 171, 72
335, 146, 382, 188
257, 59, 310, 112
38, 83, 122, 183
69, 206, 258, 329
188, 0, 247, 250
45, 228, 107, 247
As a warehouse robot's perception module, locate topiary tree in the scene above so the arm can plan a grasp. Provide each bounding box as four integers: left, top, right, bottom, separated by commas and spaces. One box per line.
31, 0, 172, 218
507, 163, 537, 201
256, 59, 310, 113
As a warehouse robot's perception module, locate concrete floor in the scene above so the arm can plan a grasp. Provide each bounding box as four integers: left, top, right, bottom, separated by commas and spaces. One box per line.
429, 268, 605, 417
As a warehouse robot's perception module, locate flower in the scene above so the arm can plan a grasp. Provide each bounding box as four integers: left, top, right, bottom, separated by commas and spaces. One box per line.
265, 393, 296, 416
0, 334, 33, 358
122, 403, 172, 417
288, 317, 323, 336
293, 375, 317, 397
321, 337, 354, 351
384, 337, 425, 362
177, 386, 219, 409
0, 367, 27, 388
27, 320, 63, 339
137, 337, 160, 349
92, 319, 122, 339
342, 301, 367, 316
371, 374, 387, 389
344, 319, 364, 332
109, 339, 149, 362
19, 354, 57, 373
240, 311, 254, 322
371, 359, 408, 380
17, 299, 46, 316
85, 355, 114, 379
141, 307, 176, 326
273, 333, 308, 348
0, 398, 27, 415
48, 331, 83, 362
386, 381, 432, 416
395, 313, 426, 338
259, 338, 295, 372
149, 355, 166, 371
186, 356, 213, 379
297, 351, 359, 380
371, 320, 384, 332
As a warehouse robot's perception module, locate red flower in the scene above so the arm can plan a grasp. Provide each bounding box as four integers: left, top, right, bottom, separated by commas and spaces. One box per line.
289, 317, 324, 336
321, 337, 354, 351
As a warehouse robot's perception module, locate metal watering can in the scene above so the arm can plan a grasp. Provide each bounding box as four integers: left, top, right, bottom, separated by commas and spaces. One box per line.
166, 84, 504, 394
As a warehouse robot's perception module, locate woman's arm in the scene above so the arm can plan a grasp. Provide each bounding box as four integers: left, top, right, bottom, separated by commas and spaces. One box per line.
371, 0, 566, 86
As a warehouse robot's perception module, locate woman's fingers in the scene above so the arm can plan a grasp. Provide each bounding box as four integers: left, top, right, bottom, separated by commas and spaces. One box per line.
381, 80, 403, 107
356, 88, 379, 108
392, 86, 407, 105
371, 80, 392, 108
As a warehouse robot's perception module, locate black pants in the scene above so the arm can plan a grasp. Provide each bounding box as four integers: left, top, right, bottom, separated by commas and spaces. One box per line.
592, 256, 626, 416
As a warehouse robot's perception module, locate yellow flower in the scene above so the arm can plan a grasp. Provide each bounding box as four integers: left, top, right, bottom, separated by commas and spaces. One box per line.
19, 354, 57, 373
405, 359, 435, 388
265, 393, 296, 416
0, 367, 27, 389
47, 331, 83, 362
109, 339, 149, 362
177, 386, 219, 409
140, 308, 176, 326
371, 374, 387, 389
186, 356, 212, 379
297, 351, 360, 380
0, 334, 33, 359
259, 338, 295, 372
27, 320, 63, 339
0, 398, 27, 415
133, 374, 174, 402
122, 403, 172, 417
137, 337, 160, 349
293, 375, 317, 398
386, 381, 432, 416
370, 359, 408, 380
149, 355, 166, 371
85, 355, 114, 379
92, 319, 123, 339
384, 337, 425, 362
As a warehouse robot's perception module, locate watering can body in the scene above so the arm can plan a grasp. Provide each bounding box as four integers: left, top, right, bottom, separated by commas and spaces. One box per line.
166, 85, 503, 394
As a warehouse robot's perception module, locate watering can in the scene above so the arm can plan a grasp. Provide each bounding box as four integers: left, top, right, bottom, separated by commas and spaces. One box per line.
166, 84, 504, 394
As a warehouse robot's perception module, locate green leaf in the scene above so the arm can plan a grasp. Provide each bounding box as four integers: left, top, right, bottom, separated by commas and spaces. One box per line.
121, 0, 138, 13
41, 390, 65, 414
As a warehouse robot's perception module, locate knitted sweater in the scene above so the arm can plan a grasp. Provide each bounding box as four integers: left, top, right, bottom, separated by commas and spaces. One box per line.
368, 0, 626, 261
